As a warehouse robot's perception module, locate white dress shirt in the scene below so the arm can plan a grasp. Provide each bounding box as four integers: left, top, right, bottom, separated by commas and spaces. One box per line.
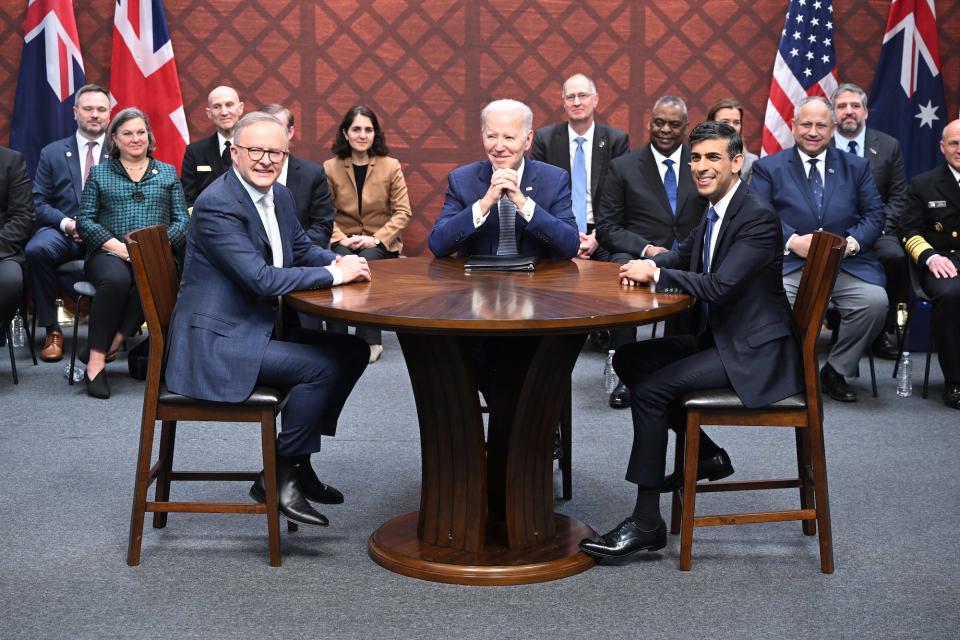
568, 121, 595, 224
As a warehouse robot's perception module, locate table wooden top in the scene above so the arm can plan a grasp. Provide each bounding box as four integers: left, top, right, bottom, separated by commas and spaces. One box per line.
285, 256, 693, 335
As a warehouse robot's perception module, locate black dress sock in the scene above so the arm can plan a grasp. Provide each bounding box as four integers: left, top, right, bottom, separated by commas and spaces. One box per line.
631, 486, 662, 529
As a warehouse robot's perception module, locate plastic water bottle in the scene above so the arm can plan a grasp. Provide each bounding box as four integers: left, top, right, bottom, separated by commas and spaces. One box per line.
64, 362, 85, 383
10, 310, 25, 348
896, 351, 913, 398
603, 350, 619, 394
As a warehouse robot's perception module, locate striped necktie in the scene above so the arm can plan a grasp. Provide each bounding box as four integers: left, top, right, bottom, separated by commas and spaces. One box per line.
496, 195, 518, 255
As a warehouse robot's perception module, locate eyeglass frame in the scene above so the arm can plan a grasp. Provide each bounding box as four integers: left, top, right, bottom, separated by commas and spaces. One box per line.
562, 92, 596, 103
232, 144, 289, 165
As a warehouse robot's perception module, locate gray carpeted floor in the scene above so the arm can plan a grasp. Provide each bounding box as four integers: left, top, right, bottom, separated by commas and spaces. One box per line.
1, 328, 957, 639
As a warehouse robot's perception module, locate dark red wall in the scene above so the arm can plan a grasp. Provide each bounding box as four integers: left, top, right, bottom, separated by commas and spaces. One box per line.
1, 1, 958, 255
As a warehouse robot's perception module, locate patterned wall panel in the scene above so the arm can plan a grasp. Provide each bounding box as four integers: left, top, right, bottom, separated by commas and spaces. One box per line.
1, 0, 958, 255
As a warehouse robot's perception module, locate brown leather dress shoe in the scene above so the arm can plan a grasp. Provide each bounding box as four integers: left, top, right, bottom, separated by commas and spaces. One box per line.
40, 331, 64, 362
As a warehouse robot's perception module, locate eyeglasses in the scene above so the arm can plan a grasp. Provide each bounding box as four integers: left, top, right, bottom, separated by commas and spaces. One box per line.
233, 145, 288, 164
563, 92, 595, 103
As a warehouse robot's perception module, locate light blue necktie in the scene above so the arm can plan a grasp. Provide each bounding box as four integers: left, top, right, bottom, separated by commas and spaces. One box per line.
496, 195, 518, 255
572, 136, 587, 233
663, 158, 677, 215
808, 158, 824, 210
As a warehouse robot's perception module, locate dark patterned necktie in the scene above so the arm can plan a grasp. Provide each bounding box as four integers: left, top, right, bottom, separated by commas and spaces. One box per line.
496, 195, 518, 255
808, 158, 823, 210
847, 140, 858, 156
702, 206, 719, 272
222, 140, 232, 168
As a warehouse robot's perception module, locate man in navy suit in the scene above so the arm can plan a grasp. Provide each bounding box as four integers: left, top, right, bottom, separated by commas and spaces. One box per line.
752, 96, 887, 403
831, 82, 907, 360
428, 99, 579, 259
579, 122, 803, 560
261, 103, 335, 248
25, 84, 111, 361
165, 112, 371, 527
180, 86, 244, 208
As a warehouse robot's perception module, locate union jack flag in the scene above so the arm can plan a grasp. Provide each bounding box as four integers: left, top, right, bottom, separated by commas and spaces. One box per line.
761, 0, 838, 156
869, 0, 948, 178
110, 0, 189, 171
9, 0, 85, 177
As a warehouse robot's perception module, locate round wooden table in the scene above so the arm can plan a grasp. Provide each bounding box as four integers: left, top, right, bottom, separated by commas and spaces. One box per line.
286, 257, 692, 585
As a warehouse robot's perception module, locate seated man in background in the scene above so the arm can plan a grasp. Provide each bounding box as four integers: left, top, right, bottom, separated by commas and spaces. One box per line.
752, 96, 887, 404
1, 146, 35, 335
579, 122, 802, 560
165, 112, 371, 528
180, 85, 244, 208
428, 98, 578, 259
902, 119, 960, 409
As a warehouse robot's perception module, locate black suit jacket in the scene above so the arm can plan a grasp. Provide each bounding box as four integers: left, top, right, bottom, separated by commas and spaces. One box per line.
835, 129, 908, 236
286, 155, 335, 248
595, 143, 707, 257
653, 184, 803, 408
0, 146, 36, 265
903, 164, 960, 265
180, 133, 227, 207
530, 122, 630, 206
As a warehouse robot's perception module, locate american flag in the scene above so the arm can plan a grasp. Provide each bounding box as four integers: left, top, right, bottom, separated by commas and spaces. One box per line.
9, 0, 86, 177
761, 0, 839, 156
868, 0, 947, 178
110, 0, 189, 170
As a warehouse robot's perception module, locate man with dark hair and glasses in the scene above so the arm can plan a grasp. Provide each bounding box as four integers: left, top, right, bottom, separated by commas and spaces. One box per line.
594, 96, 707, 409
580, 121, 802, 561
165, 112, 372, 530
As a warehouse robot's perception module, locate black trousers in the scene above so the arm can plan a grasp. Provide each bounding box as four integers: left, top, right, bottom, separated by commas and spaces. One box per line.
613, 333, 730, 487
920, 254, 960, 383
0, 259, 23, 328
84, 251, 143, 352
327, 243, 398, 345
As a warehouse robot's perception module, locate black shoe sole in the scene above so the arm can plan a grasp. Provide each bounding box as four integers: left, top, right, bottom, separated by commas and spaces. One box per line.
579, 538, 667, 560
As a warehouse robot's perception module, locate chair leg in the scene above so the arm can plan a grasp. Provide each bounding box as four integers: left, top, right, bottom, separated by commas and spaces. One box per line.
127, 411, 160, 566
669, 429, 684, 535
868, 352, 878, 398
20, 301, 37, 365
559, 386, 572, 501
651, 321, 658, 339
151, 421, 177, 529
923, 330, 934, 399
806, 412, 835, 574
678, 413, 701, 571
68, 295, 84, 386
794, 427, 816, 536
6, 331, 17, 384
261, 410, 282, 567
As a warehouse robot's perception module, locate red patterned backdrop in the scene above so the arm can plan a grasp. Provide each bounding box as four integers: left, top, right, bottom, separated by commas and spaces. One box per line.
1, 1, 958, 255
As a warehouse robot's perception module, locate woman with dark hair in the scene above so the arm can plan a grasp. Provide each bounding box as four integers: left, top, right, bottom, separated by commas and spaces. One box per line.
706, 98, 760, 182
76, 107, 188, 398
323, 105, 412, 363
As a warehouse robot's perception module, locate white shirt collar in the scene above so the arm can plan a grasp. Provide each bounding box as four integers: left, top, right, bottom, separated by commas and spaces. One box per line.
75, 132, 106, 156
948, 164, 960, 184
217, 132, 232, 156
834, 128, 866, 157
567, 121, 595, 145
710, 178, 742, 220
796, 147, 828, 165
233, 167, 274, 205
515, 158, 525, 184
651, 144, 683, 167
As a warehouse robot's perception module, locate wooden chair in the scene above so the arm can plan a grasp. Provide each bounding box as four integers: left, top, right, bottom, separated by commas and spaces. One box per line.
125, 225, 291, 567
670, 230, 845, 574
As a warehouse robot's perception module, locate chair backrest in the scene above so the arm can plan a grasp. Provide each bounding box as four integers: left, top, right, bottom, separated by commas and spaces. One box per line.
790, 231, 845, 414
127, 225, 180, 400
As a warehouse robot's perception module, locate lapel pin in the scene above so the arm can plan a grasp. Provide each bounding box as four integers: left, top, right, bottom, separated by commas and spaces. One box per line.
599, 140, 606, 148
152, 168, 158, 174
827, 168, 835, 174
526, 186, 533, 191
66, 151, 72, 157
869, 147, 878, 155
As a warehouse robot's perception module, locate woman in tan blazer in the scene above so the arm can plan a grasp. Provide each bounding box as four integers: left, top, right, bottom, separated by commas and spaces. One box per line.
323, 105, 412, 362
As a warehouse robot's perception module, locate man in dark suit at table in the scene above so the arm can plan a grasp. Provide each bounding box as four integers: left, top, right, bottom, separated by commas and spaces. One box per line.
594, 96, 707, 408
579, 121, 803, 560
752, 96, 887, 403
831, 82, 906, 360
428, 98, 579, 260
180, 85, 244, 208
165, 112, 372, 527
531, 73, 630, 261
0, 146, 35, 333
261, 103, 335, 248
902, 118, 960, 409
24, 84, 111, 361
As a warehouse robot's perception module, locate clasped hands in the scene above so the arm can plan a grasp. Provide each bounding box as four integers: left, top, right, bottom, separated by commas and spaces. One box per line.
479, 168, 526, 213
788, 233, 857, 259
340, 235, 378, 250
619, 259, 657, 287
335, 254, 372, 283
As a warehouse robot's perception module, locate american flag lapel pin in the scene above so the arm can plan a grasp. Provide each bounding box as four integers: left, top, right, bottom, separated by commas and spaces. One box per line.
827, 168, 835, 174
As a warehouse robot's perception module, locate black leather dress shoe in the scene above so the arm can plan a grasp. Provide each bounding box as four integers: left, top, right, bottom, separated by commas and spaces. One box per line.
820, 364, 857, 402
579, 518, 667, 559
250, 465, 329, 526
944, 383, 960, 410
871, 333, 900, 360
298, 464, 344, 504
661, 448, 734, 492
84, 369, 110, 399
609, 382, 630, 409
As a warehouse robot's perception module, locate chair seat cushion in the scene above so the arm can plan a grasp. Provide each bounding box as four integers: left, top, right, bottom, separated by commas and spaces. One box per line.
682, 388, 806, 410
158, 384, 283, 406
73, 281, 96, 297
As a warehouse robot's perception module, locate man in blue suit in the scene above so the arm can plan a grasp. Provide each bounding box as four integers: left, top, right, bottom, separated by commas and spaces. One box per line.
752, 96, 888, 403
165, 112, 371, 527
25, 84, 111, 361
428, 99, 579, 259
579, 122, 803, 560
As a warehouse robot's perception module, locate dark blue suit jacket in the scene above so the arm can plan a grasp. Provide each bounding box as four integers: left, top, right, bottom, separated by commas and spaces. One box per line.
653, 184, 803, 408
286, 155, 335, 248
428, 159, 579, 259
165, 170, 339, 403
751, 146, 885, 286
32, 135, 109, 230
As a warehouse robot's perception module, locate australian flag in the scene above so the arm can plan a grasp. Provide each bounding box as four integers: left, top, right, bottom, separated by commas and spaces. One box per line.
869, 0, 948, 179
9, 0, 86, 178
